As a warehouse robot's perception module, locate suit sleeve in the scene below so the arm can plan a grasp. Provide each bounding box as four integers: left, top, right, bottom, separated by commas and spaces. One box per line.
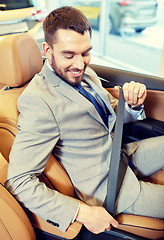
104, 88, 146, 123
5, 92, 79, 232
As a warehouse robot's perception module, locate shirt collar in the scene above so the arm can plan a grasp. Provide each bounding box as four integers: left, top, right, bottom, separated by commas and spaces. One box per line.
46, 60, 55, 73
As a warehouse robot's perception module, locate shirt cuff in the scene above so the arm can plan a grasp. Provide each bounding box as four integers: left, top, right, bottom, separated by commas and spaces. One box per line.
125, 103, 145, 119
71, 203, 80, 223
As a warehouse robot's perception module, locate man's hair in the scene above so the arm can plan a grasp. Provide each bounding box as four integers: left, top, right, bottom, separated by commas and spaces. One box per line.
43, 6, 92, 47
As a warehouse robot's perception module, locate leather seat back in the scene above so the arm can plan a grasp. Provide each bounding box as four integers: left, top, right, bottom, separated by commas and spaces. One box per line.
0, 33, 43, 161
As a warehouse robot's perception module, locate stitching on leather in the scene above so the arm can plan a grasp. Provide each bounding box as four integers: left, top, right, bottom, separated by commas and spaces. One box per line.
0, 218, 12, 240
0, 127, 15, 136
119, 222, 164, 231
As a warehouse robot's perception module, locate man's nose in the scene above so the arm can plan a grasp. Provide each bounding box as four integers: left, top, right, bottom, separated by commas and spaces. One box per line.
73, 55, 85, 69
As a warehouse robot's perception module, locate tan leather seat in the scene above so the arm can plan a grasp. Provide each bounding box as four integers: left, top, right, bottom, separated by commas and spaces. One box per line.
0, 33, 163, 240
0, 153, 36, 240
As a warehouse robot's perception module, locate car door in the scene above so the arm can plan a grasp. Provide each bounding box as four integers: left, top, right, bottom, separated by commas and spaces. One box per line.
90, 64, 164, 143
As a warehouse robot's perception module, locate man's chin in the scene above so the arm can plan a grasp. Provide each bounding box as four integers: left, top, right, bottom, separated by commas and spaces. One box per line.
55, 69, 85, 87
64, 74, 83, 87
72, 77, 82, 87
59, 76, 81, 87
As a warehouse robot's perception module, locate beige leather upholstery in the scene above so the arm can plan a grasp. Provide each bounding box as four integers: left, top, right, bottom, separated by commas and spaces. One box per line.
0, 154, 36, 240
116, 214, 164, 239
146, 168, 164, 185
144, 90, 164, 122
0, 83, 6, 90
0, 33, 163, 239
0, 33, 43, 87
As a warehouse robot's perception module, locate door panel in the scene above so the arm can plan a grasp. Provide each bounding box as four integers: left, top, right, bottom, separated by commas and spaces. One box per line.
90, 64, 164, 143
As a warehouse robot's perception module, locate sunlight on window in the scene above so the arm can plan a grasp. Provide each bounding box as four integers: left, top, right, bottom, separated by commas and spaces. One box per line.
35, 0, 164, 77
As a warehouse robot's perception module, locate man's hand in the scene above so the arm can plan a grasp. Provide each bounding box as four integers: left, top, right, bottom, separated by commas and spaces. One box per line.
76, 204, 118, 234
115, 81, 147, 107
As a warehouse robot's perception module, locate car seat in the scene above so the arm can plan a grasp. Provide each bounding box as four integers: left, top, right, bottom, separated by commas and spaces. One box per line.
0, 33, 163, 240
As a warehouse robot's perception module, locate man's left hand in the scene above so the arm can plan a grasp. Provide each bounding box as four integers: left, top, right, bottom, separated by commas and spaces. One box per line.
116, 81, 147, 107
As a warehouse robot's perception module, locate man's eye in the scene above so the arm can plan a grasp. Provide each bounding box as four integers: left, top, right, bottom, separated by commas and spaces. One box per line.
82, 51, 90, 57
65, 55, 74, 59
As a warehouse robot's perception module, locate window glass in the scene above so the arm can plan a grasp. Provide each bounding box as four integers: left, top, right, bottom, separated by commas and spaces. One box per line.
0, 0, 33, 10
46, 0, 164, 76
103, 0, 163, 76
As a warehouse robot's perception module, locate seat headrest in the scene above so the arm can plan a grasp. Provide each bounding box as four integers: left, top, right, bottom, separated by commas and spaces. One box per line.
0, 33, 43, 87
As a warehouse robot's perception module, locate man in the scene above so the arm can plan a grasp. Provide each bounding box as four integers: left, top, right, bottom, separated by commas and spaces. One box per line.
5, 6, 164, 234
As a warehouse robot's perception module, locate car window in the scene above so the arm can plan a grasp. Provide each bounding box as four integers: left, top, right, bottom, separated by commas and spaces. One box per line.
0, 0, 33, 10
54, 0, 164, 77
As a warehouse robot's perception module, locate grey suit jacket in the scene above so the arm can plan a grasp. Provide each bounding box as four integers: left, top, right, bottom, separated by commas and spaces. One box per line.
6, 61, 141, 232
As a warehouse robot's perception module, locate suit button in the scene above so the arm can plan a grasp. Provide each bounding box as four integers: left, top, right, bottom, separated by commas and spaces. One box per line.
47, 219, 59, 227
53, 222, 59, 227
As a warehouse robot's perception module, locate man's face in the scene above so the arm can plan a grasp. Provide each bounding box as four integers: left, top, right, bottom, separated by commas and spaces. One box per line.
45, 29, 92, 86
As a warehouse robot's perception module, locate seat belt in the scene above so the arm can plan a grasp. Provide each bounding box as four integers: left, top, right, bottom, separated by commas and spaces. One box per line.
105, 87, 126, 216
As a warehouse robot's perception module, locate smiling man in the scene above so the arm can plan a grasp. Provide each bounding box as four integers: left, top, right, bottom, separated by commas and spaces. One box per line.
43, 29, 92, 86
5, 6, 164, 236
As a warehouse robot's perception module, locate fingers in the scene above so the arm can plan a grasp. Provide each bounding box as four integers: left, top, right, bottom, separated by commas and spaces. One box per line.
105, 216, 118, 232
76, 204, 118, 234
123, 81, 146, 106
111, 218, 119, 228
105, 225, 111, 232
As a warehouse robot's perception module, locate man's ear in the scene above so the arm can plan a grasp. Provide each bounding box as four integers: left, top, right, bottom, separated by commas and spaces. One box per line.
42, 42, 52, 60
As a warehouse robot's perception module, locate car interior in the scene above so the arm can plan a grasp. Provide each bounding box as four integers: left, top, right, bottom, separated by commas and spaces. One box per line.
0, 33, 163, 240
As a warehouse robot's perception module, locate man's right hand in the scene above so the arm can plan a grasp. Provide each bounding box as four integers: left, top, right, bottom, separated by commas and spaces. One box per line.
76, 203, 118, 234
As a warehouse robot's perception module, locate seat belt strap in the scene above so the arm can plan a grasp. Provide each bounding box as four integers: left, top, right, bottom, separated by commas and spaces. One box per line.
105, 87, 126, 216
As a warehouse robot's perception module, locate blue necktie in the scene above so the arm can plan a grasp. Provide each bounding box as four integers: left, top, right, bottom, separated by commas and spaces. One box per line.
77, 84, 109, 127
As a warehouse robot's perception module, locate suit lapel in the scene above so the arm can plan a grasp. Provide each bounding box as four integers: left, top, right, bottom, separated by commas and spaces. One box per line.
58, 80, 107, 128
83, 75, 115, 116
41, 62, 110, 128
